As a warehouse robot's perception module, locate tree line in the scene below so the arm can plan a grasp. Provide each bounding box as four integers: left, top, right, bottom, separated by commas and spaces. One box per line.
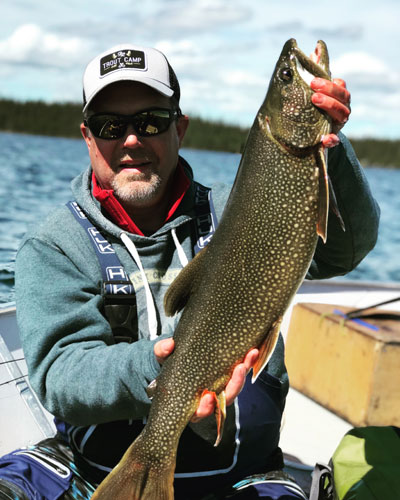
0, 98, 399, 167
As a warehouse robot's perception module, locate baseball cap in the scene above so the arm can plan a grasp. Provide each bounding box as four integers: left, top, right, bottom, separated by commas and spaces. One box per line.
82, 43, 180, 113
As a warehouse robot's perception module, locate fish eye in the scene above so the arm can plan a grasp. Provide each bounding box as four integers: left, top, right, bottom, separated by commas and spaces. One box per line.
279, 67, 292, 82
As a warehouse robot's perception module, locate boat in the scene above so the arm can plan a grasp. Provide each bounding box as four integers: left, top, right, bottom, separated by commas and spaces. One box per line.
1, 278, 400, 495
0, 302, 56, 454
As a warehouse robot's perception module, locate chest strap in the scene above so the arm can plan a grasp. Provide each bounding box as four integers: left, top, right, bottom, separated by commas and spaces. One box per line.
193, 182, 218, 255
66, 201, 137, 343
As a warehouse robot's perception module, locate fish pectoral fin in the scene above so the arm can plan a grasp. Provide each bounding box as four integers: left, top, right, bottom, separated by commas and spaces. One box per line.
251, 318, 281, 383
164, 247, 208, 316
200, 389, 227, 447
146, 378, 157, 400
328, 176, 346, 232
316, 147, 329, 242
316, 147, 345, 240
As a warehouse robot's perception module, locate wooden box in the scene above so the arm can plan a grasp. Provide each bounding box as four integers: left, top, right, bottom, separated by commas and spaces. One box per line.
285, 302, 400, 427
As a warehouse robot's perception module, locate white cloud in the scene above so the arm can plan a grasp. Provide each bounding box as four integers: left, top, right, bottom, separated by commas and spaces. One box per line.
0, 24, 82, 67
154, 39, 198, 70
154, 0, 251, 34
220, 70, 266, 88
331, 52, 387, 77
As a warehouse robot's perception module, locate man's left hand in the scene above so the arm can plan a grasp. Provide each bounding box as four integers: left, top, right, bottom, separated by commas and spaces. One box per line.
311, 77, 351, 148
191, 348, 259, 422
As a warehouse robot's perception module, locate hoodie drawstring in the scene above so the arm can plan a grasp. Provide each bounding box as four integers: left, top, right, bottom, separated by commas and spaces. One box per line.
171, 228, 189, 267
120, 229, 189, 340
120, 232, 158, 340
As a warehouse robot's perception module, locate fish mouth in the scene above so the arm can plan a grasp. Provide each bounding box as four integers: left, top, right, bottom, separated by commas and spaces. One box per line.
283, 38, 331, 82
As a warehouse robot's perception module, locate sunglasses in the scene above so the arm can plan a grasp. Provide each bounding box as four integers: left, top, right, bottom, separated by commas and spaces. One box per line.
84, 107, 181, 140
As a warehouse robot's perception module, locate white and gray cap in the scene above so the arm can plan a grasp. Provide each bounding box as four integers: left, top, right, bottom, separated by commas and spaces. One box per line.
82, 43, 180, 113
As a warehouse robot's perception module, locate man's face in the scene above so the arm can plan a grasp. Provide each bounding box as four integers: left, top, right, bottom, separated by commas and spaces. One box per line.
81, 81, 188, 211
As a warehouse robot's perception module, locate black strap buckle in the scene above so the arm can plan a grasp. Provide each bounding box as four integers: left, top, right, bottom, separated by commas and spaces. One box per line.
103, 282, 138, 343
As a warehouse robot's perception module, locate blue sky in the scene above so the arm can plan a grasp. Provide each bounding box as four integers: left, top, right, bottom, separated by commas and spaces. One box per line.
1, 0, 399, 139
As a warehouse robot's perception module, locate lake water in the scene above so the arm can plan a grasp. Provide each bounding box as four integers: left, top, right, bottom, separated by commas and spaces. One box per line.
1, 131, 399, 304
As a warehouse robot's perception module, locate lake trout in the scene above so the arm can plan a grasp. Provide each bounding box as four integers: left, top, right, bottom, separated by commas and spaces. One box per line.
91, 38, 333, 500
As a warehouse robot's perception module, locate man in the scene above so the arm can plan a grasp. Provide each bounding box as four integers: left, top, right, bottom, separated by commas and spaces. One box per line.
0, 44, 379, 499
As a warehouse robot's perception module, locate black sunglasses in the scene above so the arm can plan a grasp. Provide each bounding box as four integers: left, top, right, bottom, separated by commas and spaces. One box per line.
84, 107, 181, 140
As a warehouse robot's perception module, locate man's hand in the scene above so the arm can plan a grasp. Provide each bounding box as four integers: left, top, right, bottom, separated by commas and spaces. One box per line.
154, 338, 259, 422
311, 77, 351, 148
191, 348, 259, 422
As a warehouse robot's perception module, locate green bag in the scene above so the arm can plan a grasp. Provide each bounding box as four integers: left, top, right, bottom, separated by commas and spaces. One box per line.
309, 426, 400, 500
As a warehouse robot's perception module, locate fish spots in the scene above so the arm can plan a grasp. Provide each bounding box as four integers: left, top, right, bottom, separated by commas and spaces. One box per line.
140, 128, 321, 482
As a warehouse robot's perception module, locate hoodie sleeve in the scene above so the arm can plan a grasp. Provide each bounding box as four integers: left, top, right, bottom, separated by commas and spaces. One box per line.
15, 234, 164, 426
306, 133, 380, 279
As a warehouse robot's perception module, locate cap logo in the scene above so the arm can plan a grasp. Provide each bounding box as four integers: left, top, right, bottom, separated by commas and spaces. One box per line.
100, 49, 146, 77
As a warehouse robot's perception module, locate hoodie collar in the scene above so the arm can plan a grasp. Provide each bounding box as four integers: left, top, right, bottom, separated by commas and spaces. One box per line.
92, 159, 190, 236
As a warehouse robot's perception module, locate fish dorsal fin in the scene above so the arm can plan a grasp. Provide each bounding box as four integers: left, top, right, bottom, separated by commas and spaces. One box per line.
251, 317, 281, 383
316, 147, 329, 242
164, 246, 208, 317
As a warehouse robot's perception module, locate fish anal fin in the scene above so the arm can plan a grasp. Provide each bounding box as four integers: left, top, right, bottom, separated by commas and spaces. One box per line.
316, 147, 329, 242
164, 247, 208, 317
200, 389, 227, 447
251, 318, 281, 383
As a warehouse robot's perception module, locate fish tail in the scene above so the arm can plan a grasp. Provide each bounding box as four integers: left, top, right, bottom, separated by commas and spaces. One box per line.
91, 435, 176, 500
92, 462, 175, 500
137, 471, 175, 500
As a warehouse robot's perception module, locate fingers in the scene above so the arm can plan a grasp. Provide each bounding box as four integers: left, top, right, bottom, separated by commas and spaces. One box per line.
225, 363, 247, 406
311, 77, 351, 133
311, 78, 350, 106
243, 348, 259, 373
154, 338, 175, 365
321, 134, 340, 148
224, 348, 259, 406
191, 392, 215, 423
311, 93, 350, 125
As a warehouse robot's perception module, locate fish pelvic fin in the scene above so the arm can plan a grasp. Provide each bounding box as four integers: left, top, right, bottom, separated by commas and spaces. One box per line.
164, 246, 208, 316
316, 147, 329, 242
251, 318, 281, 383
200, 389, 227, 447
215, 390, 226, 447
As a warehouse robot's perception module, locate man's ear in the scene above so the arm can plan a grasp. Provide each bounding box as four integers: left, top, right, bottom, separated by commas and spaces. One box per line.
80, 122, 91, 149
176, 115, 189, 148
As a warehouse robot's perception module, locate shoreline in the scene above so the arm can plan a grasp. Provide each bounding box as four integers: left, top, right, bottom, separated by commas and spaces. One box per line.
1, 98, 400, 164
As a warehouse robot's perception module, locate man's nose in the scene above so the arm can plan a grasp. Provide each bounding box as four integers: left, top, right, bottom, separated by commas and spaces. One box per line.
123, 126, 143, 147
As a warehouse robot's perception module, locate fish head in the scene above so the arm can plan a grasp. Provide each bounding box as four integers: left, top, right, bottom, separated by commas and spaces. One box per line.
262, 38, 332, 151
